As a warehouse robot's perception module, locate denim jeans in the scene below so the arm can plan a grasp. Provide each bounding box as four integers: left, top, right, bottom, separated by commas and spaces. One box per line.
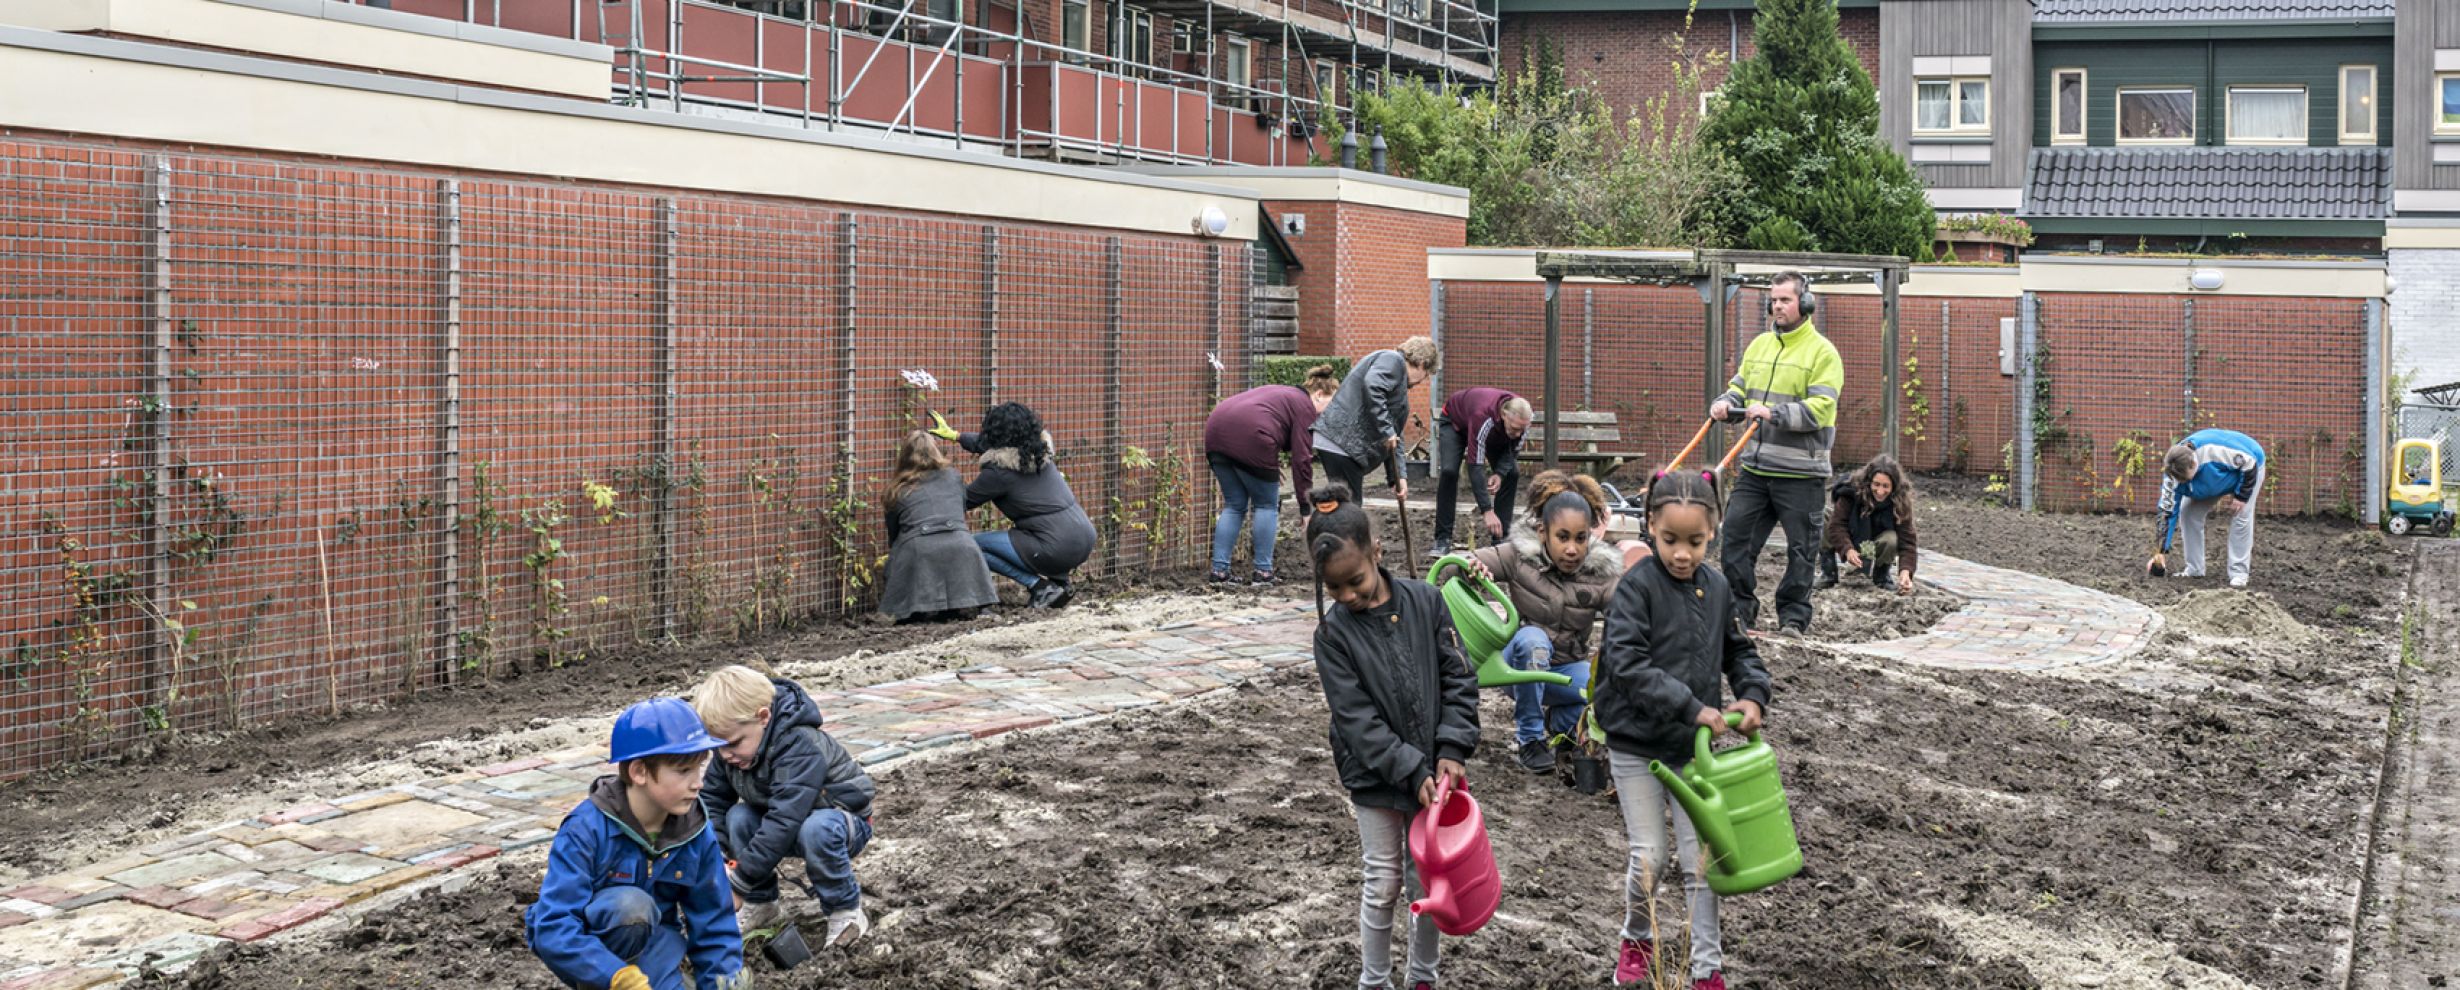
1209, 455, 1282, 575
557, 887, 686, 990
724, 804, 873, 913
1505, 628, 1588, 746
973, 530, 1040, 590
1610, 750, 1722, 981
1353, 804, 1440, 988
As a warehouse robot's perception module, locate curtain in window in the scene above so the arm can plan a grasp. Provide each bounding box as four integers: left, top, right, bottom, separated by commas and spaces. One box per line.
2230, 89, 2304, 141
2121, 90, 2193, 140
1918, 82, 1951, 130
2057, 74, 2084, 136
1958, 80, 1988, 126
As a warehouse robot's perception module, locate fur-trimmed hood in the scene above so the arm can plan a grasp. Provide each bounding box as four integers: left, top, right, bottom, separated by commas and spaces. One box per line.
1504, 517, 1625, 581
979, 431, 1057, 473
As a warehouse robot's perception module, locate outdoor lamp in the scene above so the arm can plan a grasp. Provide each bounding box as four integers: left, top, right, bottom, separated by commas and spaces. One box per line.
1194, 205, 1231, 238
2189, 269, 2224, 291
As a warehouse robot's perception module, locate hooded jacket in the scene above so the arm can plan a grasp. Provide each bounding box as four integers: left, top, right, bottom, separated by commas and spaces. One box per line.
960, 431, 1099, 578
1312, 571, 1481, 811
1592, 555, 1774, 765
699, 676, 876, 889
1466, 518, 1624, 662
1310, 349, 1414, 469
527, 775, 742, 990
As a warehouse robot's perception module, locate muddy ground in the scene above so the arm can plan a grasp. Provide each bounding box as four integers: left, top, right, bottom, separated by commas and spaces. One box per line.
22, 484, 2414, 989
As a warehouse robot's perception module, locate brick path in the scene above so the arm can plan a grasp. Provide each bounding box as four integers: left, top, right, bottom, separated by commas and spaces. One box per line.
1834, 551, 2163, 672
0, 601, 1318, 989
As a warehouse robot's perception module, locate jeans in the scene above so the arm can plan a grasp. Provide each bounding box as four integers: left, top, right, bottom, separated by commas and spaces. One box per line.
1209, 455, 1282, 575
2176, 464, 2262, 583
1433, 418, 1517, 550
724, 803, 873, 912
1720, 469, 1826, 630
1353, 804, 1440, 988
973, 530, 1041, 591
558, 887, 686, 990
1504, 626, 1587, 746
1610, 750, 1723, 981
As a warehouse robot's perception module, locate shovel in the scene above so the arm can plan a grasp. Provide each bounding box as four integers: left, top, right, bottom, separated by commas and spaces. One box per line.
1715, 421, 1760, 478
1664, 418, 1716, 472
1386, 455, 1418, 579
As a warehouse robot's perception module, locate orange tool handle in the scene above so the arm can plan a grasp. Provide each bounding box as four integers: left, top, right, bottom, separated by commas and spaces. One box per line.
1664, 419, 1715, 472
1715, 421, 1760, 476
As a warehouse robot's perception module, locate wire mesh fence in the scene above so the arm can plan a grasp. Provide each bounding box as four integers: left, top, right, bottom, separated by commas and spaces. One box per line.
0, 137, 1251, 780
1433, 274, 2372, 519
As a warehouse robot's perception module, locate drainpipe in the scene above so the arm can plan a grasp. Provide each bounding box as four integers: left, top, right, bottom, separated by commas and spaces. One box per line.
1728, 9, 1738, 63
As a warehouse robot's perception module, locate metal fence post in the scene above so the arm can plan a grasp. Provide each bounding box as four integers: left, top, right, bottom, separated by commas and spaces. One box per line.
437, 179, 464, 677
1582, 286, 1594, 411
1880, 268, 1901, 460
1207, 242, 1223, 405
2017, 291, 2039, 511
982, 226, 1000, 406
1103, 236, 1124, 575
1429, 278, 1447, 458
1938, 298, 1951, 472
144, 156, 174, 721
836, 216, 860, 608
2366, 298, 2385, 525
2182, 296, 2196, 430
653, 198, 679, 638
1542, 276, 1561, 471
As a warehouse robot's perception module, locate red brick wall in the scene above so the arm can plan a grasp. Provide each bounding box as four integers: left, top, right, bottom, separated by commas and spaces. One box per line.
1497, 8, 1882, 122
0, 132, 1247, 780
1267, 197, 1464, 435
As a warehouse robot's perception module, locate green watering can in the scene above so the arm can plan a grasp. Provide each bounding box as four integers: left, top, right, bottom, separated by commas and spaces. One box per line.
1427, 556, 1572, 690
1649, 711, 1803, 896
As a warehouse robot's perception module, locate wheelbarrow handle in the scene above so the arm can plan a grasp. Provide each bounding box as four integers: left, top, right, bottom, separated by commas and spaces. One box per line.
1715, 421, 1760, 477
1664, 418, 1715, 472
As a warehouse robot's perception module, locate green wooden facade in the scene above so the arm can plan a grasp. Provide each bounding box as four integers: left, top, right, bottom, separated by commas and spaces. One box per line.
2030, 38, 2395, 148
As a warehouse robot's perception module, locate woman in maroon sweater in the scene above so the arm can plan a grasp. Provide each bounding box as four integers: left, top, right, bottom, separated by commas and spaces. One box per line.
1203, 365, 1339, 584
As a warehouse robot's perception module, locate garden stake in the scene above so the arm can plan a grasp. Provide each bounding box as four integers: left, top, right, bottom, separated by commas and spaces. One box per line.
315, 517, 340, 718
1664, 418, 1715, 472
1386, 456, 1418, 579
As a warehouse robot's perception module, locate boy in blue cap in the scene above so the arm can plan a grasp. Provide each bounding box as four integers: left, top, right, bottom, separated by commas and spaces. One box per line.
526, 698, 748, 990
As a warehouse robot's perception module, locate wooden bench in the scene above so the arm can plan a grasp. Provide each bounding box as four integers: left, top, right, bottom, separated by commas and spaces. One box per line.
1520, 410, 1646, 478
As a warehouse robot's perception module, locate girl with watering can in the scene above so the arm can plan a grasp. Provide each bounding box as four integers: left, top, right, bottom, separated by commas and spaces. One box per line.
1454, 470, 1626, 776
1592, 469, 1774, 990
1304, 483, 1481, 990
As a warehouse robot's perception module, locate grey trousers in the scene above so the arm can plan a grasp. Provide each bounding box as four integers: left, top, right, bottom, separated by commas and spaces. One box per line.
1354, 804, 1440, 988
2177, 464, 2262, 583
1610, 750, 1724, 981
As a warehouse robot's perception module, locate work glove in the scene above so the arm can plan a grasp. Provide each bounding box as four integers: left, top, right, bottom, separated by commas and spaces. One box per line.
610, 965, 653, 990
927, 410, 960, 442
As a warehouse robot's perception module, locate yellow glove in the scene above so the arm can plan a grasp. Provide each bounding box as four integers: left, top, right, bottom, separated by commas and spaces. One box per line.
610, 965, 653, 990
927, 410, 959, 442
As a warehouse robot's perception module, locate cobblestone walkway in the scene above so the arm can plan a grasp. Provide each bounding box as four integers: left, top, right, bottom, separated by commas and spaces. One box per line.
0, 601, 1318, 990
1837, 552, 2163, 672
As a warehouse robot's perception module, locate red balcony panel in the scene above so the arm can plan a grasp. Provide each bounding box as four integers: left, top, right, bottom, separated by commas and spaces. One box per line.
962, 61, 1007, 139
497, 0, 579, 39
385, 0, 465, 20
760, 16, 812, 115
679, 2, 761, 106
835, 35, 916, 126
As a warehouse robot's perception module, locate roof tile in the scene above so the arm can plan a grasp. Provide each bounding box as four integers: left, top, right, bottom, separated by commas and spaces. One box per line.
2020, 146, 2390, 221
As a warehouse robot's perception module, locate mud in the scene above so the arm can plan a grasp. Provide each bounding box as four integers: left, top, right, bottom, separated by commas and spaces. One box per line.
2163, 589, 2320, 644
144, 488, 2397, 990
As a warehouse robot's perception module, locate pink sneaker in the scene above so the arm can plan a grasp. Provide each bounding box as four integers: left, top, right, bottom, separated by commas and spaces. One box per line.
1614, 938, 1654, 985
1693, 973, 1728, 990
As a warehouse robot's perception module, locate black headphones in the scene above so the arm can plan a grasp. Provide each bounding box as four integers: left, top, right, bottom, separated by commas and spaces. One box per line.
1764, 274, 1817, 319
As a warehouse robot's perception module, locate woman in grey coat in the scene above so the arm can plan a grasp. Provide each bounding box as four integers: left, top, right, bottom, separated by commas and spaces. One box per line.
878, 432, 999, 622
1311, 335, 1438, 503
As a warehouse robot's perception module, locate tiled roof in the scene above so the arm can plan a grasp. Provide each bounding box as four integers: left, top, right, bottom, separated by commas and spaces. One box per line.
2032, 0, 2393, 22
2022, 146, 2391, 221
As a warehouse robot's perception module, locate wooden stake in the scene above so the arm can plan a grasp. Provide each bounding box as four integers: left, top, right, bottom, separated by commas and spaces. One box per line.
316, 517, 340, 719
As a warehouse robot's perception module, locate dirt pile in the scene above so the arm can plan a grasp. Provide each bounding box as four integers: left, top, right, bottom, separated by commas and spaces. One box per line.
2163, 589, 2319, 643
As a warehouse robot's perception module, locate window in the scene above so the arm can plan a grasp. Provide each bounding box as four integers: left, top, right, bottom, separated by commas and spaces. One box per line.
1110, 6, 1152, 69
1914, 76, 1989, 134
1700, 88, 1723, 118
1224, 35, 1251, 109
2226, 86, 2306, 145
2439, 73, 2460, 135
2341, 65, 2376, 144
2117, 87, 2195, 144
1061, 0, 1086, 62
1314, 58, 1339, 109
2052, 68, 2085, 143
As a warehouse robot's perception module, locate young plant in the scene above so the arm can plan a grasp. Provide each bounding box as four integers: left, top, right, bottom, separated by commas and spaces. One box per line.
460, 460, 508, 677
521, 498, 573, 670
818, 444, 878, 614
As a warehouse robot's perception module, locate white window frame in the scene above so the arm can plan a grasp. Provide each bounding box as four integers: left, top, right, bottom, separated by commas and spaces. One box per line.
1913, 75, 1990, 135
2051, 67, 2087, 144
2340, 64, 2377, 144
1699, 88, 1723, 118
1224, 35, 1252, 108
1061, 0, 1088, 63
1132, 9, 1153, 68
2439, 72, 2460, 136
2116, 86, 2197, 145
2224, 84, 2308, 146
1314, 58, 1338, 108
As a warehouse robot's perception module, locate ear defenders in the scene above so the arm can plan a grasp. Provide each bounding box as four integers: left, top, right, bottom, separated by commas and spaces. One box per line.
1765, 283, 1818, 318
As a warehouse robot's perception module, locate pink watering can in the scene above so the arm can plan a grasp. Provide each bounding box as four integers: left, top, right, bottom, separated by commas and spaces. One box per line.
1407, 776, 1500, 937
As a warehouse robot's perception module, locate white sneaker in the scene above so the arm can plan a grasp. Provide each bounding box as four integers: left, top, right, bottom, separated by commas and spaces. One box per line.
824, 904, 870, 947
2229, 575, 2248, 589
736, 898, 787, 934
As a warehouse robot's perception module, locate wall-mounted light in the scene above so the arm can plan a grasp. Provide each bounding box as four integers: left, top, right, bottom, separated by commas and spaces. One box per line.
2189, 268, 2225, 291
1194, 205, 1230, 238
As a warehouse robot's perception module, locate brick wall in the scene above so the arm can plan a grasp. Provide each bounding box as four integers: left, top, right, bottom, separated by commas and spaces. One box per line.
0, 133, 1249, 781
1496, 8, 1881, 120
1267, 197, 1463, 434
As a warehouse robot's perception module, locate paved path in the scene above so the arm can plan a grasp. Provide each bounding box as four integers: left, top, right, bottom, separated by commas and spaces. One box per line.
1838, 552, 2163, 672
0, 601, 1318, 990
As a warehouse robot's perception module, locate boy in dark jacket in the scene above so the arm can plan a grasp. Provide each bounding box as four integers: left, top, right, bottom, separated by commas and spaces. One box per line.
527, 698, 745, 990
694, 665, 879, 948
1592, 469, 1773, 990
1305, 483, 1479, 990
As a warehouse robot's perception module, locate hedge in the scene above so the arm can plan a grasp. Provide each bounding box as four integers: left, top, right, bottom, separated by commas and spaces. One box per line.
1257, 355, 1351, 390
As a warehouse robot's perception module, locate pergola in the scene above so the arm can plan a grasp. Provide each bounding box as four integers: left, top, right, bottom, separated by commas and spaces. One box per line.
1527, 248, 1912, 471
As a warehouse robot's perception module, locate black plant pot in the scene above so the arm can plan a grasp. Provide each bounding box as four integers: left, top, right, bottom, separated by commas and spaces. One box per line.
1567, 752, 1611, 795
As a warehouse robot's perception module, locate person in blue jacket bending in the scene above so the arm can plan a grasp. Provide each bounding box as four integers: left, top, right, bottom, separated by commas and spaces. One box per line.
2146, 428, 2266, 589
526, 698, 747, 990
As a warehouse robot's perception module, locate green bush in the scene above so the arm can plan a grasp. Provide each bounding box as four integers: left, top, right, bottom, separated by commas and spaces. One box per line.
1258, 356, 1351, 389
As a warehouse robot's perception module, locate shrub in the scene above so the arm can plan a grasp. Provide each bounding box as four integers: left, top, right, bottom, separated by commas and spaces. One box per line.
1258, 355, 1351, 389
